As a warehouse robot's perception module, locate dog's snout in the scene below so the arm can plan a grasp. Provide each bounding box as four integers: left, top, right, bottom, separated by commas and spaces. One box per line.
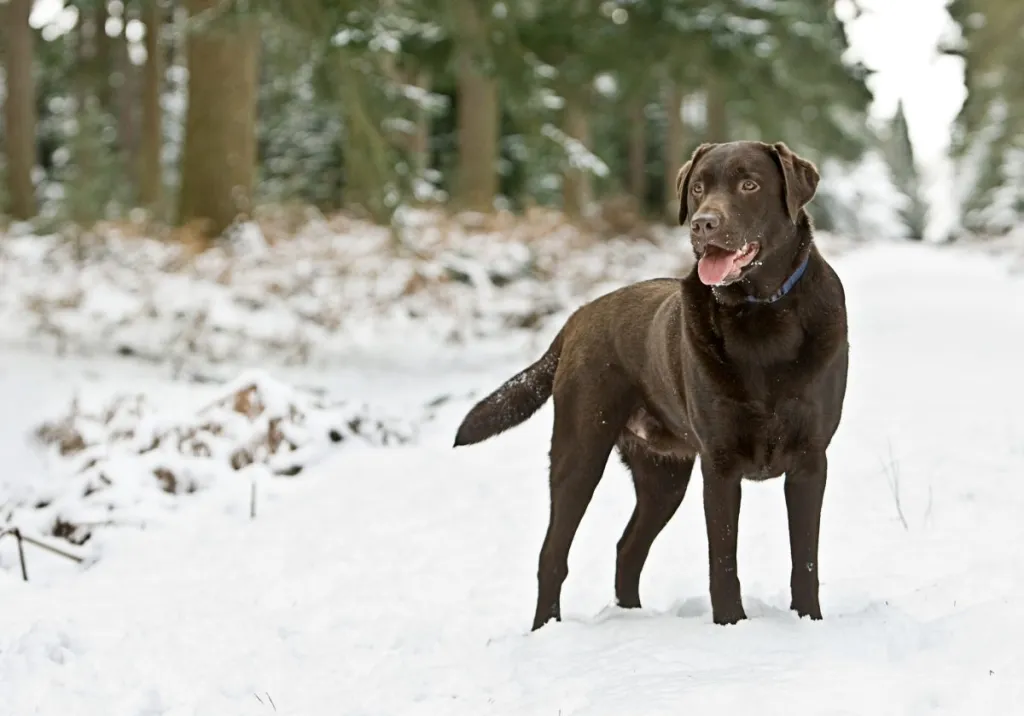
690, 211, 721, 238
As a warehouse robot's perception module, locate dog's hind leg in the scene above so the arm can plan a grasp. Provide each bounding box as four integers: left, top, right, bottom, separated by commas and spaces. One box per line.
532, 377, 632, 632
614, 449, 694, 609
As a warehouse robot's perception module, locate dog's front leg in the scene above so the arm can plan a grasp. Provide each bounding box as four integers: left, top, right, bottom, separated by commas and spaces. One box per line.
784, 451, 827, 619
702, 458, 746, 625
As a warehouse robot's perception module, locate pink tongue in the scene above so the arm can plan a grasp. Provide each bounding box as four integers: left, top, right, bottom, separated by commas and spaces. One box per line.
697, 248, 741, 285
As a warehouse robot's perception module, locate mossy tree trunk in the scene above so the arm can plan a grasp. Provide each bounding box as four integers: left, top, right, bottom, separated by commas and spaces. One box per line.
454, 0, 498, 212
178, 0, 260, 239
2, 0, 38, 220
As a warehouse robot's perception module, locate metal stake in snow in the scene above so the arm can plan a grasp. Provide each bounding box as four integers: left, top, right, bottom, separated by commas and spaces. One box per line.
0, 527, 29, 582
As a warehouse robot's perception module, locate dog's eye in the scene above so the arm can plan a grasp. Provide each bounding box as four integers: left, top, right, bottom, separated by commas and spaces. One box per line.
741, 180, 759, 192
691, 182, 704, 195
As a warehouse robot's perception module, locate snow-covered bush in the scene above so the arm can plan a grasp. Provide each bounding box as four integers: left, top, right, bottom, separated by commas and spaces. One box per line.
9, 370, 418, 548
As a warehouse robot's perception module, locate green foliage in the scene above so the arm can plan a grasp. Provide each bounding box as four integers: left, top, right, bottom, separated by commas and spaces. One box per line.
63, 97, 128, 226
256, 25, 344, 208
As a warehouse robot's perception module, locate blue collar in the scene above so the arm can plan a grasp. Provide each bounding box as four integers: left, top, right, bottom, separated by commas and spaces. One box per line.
743, 252, 810, 304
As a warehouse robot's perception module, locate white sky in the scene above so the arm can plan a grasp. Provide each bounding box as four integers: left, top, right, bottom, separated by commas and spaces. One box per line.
29, 0, 967, 236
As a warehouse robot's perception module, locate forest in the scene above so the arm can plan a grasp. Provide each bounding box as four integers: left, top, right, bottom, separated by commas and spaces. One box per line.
6, 0, 1008, 244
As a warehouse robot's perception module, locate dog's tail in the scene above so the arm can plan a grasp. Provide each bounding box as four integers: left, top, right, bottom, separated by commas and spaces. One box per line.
453, 330, 564, 447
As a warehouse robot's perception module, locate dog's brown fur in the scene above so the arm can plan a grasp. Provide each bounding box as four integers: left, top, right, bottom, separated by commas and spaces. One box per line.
454, 140, 849, 631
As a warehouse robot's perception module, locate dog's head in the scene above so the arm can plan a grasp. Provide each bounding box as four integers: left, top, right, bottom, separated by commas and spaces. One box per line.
675, 141, 819, 287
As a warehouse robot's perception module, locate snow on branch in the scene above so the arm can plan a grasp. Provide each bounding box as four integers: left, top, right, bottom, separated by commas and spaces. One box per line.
540, 124, 610, 178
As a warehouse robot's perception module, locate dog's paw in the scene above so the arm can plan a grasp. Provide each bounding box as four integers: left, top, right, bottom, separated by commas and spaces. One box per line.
712, 605, 747, 625
614, 593, 642, 610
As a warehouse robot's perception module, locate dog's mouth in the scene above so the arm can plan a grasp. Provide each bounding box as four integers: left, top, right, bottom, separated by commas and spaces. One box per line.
697, 242, 760, 286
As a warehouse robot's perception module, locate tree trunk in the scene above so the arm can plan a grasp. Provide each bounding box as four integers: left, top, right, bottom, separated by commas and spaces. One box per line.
115, 18, 138, 162
705, 79, 729, 143
627, 94, 647, 206
2, 0, 38, 220
178, 0, 260, 239
561, 90, 592, 220
454, 0, 498, 212
140, 0, 165, 211
662, 81, 684, 224
68, 4, 123, 226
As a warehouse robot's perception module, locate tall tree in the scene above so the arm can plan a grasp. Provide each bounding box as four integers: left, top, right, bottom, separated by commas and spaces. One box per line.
626, 92, 647, 206
704, 79, 729, 143
662, 80, 684, 224
453, 0, 499, 212
883, 100, 928, 240
114, 4, 138, 168
2, 0, 38, 220
560, 87, 593, 219
178, 0, 260, 238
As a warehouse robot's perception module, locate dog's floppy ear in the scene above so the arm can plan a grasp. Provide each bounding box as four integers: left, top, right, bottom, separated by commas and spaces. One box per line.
676, 143, 715, 226
766, 142, 819, 222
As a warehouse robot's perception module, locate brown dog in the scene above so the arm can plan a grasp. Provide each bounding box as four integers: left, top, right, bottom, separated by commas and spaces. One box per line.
454, 140, 849, 631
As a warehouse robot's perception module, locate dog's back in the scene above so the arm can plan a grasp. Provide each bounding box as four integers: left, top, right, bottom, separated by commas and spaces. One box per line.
555, 278, 681, 383
452, 278, 682, 447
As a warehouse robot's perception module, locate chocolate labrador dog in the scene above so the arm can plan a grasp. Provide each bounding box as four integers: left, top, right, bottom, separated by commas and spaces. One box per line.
454, 140, 849, 631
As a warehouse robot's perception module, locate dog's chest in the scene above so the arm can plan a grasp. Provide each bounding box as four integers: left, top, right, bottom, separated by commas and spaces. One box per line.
712, 397, 814, 480
720, 310, 803, 369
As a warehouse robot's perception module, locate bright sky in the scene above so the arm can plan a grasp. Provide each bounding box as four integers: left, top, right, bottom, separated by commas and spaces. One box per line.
30, 0, 966, 237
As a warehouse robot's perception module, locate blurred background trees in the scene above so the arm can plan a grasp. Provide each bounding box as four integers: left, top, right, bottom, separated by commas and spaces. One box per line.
0, 0, 1003, 242
947, 0, 1024, 236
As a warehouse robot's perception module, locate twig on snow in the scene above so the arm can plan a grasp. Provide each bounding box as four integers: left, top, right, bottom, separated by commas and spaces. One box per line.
254, 692, 277, 711
880, 440, 909, 531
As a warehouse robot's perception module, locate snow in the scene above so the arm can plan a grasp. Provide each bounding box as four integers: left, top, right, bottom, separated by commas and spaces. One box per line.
0, 210, 697, 375
2, 232, 1024, 714
10, 369, 420, 550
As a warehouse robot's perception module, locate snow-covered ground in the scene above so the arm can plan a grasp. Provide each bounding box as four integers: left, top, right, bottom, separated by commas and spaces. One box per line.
2, 233, 1024, 714
0, 210, 703, 375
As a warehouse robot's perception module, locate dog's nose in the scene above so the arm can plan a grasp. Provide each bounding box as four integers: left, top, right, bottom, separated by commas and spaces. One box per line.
690, 212, 721, 238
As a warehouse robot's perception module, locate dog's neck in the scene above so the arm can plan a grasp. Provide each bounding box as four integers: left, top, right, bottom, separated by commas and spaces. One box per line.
710, 214, 814, 307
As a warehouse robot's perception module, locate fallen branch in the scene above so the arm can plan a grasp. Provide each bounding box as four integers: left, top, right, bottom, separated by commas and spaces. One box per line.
16, 528, 87, 564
